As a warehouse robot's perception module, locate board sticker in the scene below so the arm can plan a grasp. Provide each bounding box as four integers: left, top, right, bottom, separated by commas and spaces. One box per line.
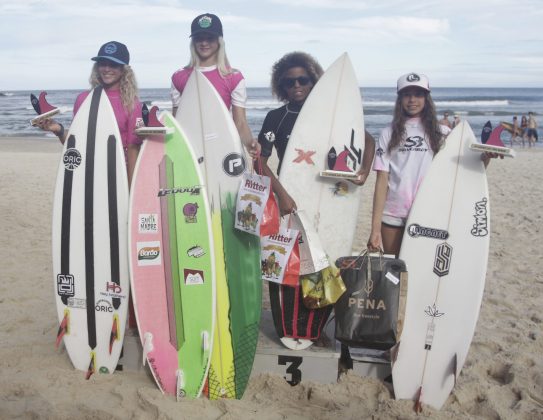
137, 241, 161, 266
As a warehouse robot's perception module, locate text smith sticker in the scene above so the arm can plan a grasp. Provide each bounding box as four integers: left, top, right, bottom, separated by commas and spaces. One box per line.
137, 241, 161, 266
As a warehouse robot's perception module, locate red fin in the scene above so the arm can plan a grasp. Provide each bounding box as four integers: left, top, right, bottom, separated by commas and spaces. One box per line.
85, 353, 95, 380
55, 311, 69, 349
38, 91, 57, 114
414, 386, 423, 413
147, 106, 163, 127
486, 126, 506, 147
109, 316, 119, 354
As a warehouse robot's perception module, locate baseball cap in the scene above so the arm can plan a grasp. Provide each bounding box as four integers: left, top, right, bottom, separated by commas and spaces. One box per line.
91, 41, 130, 65
397, 72, 430, 93
190, 13, 223, 38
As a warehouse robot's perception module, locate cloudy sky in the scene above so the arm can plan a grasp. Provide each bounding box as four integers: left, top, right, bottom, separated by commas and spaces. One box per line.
1, 0, 542, 90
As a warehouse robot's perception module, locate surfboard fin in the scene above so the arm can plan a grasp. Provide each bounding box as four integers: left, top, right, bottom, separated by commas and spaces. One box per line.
136, 104, 170, 136
469, 125, 516, 157
55, 309, 70, 349
202, 330, 210, 353
390, 341, 400, 364
176, 369, 186, 401
452, 353, 459, 387
142, 332, 154, 366
30, 92, 60, 125
85, 352, 96, 380
414, 386, 423, 413
109, 314, 120, 354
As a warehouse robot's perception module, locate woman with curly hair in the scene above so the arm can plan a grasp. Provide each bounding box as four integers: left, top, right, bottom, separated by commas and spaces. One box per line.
258, 51, 375, 215
367, 72, 450, 256
34, 41, 142, 184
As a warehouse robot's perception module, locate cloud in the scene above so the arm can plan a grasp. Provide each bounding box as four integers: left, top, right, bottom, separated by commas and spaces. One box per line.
333, 16, 450, 39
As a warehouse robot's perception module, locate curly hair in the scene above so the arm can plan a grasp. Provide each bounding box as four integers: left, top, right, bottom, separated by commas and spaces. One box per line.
89, 63, 139, 112
388, 90, 444, 155
271, 52, 324, 102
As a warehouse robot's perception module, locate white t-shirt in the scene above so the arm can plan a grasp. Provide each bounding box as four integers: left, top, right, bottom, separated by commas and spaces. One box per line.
373, 118, 450, 219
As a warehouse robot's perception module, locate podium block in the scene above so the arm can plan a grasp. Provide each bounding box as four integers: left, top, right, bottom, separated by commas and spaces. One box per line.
251, 310, 340, 384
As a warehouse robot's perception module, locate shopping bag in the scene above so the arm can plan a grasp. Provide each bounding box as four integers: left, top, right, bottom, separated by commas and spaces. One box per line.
289, 210, 329, 275
300, 260, 346, 309
260, 215, 300, 286
235, 167, 279, 237
334, 251, 408, 350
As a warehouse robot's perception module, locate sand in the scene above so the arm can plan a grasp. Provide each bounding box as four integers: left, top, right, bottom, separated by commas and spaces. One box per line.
1, 137, 542, 419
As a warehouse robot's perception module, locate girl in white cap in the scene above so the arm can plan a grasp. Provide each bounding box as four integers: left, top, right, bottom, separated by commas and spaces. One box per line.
367, 73, 500, 256
171, 13, 259, 158
367, 72, 449, 256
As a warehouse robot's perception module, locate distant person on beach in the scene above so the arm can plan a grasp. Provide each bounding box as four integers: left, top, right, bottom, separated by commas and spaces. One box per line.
170, 12, 259, 158
520, 115, 528, 146
511, 116, 520, 147
527, 112, 538, 147
439, 112, 452, 128
257, 51, 375, 215
367, 73, 500, 257
34, 41, 142, 185
452, 114, 461, 128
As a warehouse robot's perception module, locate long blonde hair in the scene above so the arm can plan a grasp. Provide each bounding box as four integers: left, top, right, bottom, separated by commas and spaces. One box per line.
187, 37, 233, 76
89, 63, 138, 112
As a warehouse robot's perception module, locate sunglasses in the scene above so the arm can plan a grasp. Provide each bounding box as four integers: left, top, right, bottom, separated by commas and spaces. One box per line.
281, 76, 311, 89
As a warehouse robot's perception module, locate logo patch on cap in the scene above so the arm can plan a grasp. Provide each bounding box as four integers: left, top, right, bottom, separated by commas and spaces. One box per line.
407, 73, 420, 82
104, 43, 117, 55
198, 16, 212, 28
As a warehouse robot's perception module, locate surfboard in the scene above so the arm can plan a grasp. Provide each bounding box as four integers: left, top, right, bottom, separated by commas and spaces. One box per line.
128, 111, 215, 399
176, 70, 261, 399
392, 121, 490, 410
272, 53, 366, 350
52, 86, 129, 378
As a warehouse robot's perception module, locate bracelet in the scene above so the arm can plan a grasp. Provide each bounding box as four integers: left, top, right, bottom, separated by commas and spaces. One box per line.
56, 123, 65, 139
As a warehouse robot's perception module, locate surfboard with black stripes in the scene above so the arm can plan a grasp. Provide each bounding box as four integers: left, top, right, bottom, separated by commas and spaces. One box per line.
52, 86, 129, 378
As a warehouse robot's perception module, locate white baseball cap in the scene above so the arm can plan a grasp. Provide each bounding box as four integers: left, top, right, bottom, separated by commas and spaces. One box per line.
397, 72, 430, 93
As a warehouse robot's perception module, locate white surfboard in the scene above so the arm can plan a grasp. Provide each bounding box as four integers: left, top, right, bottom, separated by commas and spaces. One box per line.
392, 121, 490, 410
273, 53, 365, 350
279, 52, 365, 261
52, 87, 129, 377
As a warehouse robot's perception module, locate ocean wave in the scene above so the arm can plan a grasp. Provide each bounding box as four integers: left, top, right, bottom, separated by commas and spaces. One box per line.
0, 92, 14, 97
362, 100, 510, 107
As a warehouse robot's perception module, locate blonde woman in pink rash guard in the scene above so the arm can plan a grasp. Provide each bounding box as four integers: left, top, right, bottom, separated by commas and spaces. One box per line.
35, 41, 143, 185
171, 12, 260, 159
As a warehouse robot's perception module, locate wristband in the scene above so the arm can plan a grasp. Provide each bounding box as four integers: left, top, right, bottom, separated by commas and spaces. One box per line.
56, 123, 65, 139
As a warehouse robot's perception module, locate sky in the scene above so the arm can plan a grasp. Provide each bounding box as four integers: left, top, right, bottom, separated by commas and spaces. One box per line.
1, 0, 542, 90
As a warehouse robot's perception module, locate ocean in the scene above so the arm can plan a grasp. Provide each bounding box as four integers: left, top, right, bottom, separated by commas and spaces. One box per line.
1, 87, 542, 142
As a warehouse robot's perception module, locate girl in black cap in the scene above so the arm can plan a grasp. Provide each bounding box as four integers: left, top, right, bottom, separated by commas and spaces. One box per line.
35, 41, 143, 184
171, 13, 259, 158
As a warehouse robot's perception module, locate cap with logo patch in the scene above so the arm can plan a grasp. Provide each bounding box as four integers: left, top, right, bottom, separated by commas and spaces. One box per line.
397, 72, 430, 93
190, 13, 223, 38
91, 41, 130, 65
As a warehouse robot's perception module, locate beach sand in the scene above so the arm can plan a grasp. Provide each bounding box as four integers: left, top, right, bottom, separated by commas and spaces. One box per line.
1, 137, 542, 419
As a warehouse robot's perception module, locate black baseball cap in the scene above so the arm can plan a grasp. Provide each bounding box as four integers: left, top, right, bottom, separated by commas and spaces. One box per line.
190, 13, 223, 38
91, 41, 130, 65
